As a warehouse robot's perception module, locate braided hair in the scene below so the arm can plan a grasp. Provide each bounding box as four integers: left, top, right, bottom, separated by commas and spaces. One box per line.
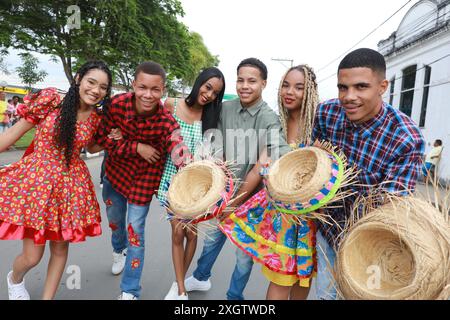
55, 60, 112, 167
277, 65, 319, 146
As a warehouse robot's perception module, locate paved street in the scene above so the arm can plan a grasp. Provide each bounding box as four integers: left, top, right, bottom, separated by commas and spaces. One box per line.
0, 152, 319, 300
1, 150, 447, 300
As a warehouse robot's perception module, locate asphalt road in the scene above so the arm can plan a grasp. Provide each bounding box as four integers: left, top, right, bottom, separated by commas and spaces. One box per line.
0, 154, 318, 300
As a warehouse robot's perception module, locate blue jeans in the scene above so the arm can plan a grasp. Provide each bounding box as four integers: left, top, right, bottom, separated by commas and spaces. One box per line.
102, 177, 150, 298
193, 226, 254, 300
315, 230, 337, 300
422, 162, 433, 177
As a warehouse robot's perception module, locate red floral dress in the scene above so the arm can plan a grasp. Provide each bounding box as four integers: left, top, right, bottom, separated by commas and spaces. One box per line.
0, 88, 102, 244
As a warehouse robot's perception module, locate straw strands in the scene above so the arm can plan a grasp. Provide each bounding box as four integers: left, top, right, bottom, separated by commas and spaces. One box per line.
264, 140, 359, 224
336, 193, 450, 300
167, 160, 226, 218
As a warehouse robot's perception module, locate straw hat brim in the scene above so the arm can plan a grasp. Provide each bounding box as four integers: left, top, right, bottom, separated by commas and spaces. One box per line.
167, 160, 227, 218
336, 196, 450, 300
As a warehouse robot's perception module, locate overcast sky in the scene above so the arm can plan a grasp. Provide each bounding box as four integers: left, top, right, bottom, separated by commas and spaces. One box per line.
1, 0, 417, 109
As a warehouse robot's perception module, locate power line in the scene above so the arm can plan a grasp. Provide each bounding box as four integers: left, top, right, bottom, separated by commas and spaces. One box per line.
388, 77, 450, 98
316, 0, 414, 74
390, 53, 450, 83
318, 52, 450, 90
318, 25, 450, 85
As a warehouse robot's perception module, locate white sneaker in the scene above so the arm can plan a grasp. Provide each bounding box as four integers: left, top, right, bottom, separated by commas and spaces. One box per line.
164, 282, 178, 300
175, 292, 188, 300
117, 292, 137, 300
184, 275, 211, 292
112, 248, 127, 275
7, 271, 30, 300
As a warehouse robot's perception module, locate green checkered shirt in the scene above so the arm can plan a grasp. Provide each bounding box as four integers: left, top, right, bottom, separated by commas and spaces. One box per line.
157, 100, 203, 202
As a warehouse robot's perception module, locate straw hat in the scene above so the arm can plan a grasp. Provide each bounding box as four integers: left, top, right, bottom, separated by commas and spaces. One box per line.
166, 160, 231, 222
264, 142, 355, 218
336, 196, 450, 300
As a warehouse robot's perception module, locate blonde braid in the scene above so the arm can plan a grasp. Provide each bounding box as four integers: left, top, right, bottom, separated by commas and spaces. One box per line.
278, 64, 319, 146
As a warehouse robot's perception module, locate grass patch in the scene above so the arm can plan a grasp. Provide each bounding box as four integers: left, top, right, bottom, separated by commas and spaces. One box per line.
14, 128, 35, 149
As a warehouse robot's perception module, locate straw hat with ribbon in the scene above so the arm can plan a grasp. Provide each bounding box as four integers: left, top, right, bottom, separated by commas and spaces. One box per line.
161, 159, 235, 226
261, 140, 358, 224
335, 193, 450, 300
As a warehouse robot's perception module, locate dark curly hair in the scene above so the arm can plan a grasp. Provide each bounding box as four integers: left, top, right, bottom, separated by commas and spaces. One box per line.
56, 60, 112, 167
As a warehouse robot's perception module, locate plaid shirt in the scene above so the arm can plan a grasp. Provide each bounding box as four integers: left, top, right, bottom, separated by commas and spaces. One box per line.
95, 92, 189, 205
312, 99, 425, 247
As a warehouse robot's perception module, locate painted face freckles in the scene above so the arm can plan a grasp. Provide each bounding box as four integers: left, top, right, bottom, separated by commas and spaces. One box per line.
337, 67, 389, 124
236, 66, 266, 107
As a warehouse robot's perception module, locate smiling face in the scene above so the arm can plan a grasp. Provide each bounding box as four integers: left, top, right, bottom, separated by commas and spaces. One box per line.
280, 69, 305, 112
196, 77, 224, 106
132, 72, 165, 114
236, 66, 266, 107
337, 67, 389, 124
78, 69, 109, 108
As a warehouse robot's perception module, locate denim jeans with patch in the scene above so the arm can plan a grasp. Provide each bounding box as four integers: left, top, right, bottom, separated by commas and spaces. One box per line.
102, 177, 150, 298
193, 226, 254, 300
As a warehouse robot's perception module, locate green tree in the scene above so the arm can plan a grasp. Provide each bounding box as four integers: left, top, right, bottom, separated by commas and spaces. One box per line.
0, 0, 218, 91
0, 51, 9, 74
184, 32, 219, 86
170, 32, 219, 96
15, 52, 47, 90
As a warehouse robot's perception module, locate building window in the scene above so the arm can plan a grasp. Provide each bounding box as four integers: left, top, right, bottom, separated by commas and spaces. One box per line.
419, 65, 431, 128
389, 77, 395, 105
400, 65, 417, 117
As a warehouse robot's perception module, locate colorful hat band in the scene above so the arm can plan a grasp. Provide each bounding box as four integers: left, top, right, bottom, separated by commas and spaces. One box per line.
263, 151, 345, 216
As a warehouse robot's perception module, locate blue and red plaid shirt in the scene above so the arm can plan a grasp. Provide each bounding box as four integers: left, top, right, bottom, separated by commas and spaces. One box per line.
312, 99, 425, 247
95, 92, 189, 205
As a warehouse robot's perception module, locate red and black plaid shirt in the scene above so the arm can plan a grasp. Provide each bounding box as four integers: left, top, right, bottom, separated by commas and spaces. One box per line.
95, 92, 189, 205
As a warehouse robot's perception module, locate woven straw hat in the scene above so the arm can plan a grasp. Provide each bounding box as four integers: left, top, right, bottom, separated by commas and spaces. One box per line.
336, 196, 450, 300
266, 146, 333, 204
167, 160, 227, 219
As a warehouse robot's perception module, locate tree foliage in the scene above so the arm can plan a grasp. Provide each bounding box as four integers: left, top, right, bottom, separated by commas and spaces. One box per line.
15, 52, 47, 90
0, 0, 218, 90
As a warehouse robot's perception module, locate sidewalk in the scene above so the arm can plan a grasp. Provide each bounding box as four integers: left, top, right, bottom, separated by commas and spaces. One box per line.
0, 148, 25, 167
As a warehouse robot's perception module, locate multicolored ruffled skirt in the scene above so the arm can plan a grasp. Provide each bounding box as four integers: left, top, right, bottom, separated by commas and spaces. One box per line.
219, 189, 317, 287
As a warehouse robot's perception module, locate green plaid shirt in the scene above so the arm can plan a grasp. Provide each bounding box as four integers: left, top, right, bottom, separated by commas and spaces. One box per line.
157, 100, 203, 202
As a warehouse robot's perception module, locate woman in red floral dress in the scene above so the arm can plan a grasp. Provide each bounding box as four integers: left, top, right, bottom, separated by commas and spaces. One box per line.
0, 61, 113, 300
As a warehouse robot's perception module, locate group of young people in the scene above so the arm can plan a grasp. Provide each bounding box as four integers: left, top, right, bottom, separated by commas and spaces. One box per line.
0, 48, 425, 300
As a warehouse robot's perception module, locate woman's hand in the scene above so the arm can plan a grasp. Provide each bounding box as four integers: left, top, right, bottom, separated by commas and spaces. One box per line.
108, 128, 123, 140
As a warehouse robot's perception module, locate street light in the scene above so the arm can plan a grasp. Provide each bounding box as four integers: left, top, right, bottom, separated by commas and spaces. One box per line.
271, 58, 294, 68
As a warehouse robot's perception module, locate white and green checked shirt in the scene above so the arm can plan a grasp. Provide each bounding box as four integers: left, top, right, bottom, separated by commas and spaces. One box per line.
157, 99, 203, 202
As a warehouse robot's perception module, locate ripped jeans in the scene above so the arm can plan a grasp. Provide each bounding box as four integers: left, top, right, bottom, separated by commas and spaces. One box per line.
102, 176, 150, 298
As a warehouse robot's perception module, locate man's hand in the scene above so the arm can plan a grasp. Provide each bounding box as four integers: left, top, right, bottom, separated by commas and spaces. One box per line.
137, 143, 161, 164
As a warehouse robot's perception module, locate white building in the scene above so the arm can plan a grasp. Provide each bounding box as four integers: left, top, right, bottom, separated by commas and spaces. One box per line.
378, 0, 450, 183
